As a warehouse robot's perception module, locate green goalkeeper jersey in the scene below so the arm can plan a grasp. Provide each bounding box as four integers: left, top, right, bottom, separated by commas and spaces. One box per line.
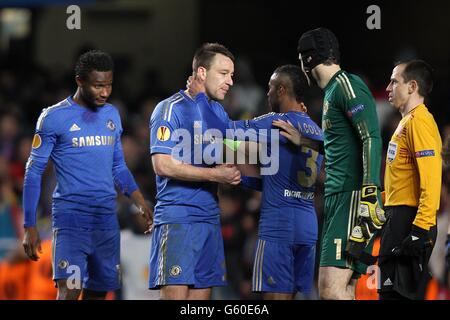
322, 70, 382, 197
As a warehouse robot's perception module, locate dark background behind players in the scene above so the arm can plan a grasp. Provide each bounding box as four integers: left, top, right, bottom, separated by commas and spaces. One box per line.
0, 0, 449, 299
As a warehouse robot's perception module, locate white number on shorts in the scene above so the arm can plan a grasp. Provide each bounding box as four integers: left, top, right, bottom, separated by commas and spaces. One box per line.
334, 238, 342, 260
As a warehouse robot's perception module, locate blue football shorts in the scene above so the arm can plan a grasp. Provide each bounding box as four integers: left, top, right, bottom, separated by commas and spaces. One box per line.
149, 223, 227, 289
252, 238, 316, 294
52, 227, 121, 292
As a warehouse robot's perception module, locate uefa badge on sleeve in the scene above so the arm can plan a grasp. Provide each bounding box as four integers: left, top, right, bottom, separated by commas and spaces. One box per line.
32, 134, 42, 149
157, 126, 171, 141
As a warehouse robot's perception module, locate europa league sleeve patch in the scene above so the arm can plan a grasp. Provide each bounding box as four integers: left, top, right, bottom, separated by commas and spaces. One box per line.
32, 134, 42, 149
415, 149, 435, 158
157, 126, 171, 141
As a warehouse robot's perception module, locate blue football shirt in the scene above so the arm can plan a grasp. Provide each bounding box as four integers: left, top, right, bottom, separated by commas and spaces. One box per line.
29, 96, 127, 229
230, 111, 324, 244
150, 90, 231, 225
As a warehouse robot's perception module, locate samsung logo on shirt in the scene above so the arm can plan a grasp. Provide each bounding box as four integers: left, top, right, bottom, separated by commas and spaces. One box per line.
194, 134, 219, 145
72, 136, 115, 147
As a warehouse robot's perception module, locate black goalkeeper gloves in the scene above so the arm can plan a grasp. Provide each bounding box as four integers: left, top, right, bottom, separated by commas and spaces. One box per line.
397, 225, 433, 257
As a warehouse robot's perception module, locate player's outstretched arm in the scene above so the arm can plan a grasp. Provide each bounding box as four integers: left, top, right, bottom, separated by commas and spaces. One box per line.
223, 139, 262, 165
152, 153, 241, 185
272, 119, 302, 146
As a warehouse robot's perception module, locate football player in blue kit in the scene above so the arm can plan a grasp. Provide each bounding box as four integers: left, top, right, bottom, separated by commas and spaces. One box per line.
22, 50, 153, 300
189, 64, 323, 299
231, 65, 323, 299
149, 43, 241, 300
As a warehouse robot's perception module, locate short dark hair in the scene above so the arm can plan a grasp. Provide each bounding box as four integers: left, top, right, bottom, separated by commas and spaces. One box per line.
395, 59, 433, 98
75, 50, 114, 80
274, 64, 309, 103
192, 43, 235, 71
322, 57, 339, 66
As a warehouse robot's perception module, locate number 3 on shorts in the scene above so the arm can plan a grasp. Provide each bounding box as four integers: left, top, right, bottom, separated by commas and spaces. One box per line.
334, 238, 342, 260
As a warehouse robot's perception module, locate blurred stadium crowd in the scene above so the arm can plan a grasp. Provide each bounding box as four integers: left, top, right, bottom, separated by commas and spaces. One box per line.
0, 48, 449, 300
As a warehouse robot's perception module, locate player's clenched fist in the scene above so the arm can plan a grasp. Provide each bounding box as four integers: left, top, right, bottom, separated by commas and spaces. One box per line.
212, 164, 241, 185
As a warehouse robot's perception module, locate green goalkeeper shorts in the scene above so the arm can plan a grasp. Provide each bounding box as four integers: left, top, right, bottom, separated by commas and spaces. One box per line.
320, 190, 375, 275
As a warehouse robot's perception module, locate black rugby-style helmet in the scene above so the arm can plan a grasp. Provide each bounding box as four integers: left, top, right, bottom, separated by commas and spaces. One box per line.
297, 27, 340, 71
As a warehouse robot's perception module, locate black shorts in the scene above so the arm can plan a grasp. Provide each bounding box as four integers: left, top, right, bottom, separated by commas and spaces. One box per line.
378, 206, 437, 300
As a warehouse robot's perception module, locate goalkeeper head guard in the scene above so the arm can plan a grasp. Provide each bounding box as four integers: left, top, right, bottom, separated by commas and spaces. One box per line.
297, 27, 340, 72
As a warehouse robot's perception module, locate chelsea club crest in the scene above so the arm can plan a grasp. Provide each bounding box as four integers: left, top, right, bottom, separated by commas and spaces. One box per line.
106, 119, 116, 131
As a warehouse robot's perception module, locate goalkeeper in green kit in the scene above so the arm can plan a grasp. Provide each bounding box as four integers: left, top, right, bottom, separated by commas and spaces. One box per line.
274, 28, 385, 299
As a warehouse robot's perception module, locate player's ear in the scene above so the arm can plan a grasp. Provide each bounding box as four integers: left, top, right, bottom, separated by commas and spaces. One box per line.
277, 85, 285, 97
196, 67, 207, 81
75, 75, 83, 87
300, 102, 308, 113
408, 80, 418, 94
